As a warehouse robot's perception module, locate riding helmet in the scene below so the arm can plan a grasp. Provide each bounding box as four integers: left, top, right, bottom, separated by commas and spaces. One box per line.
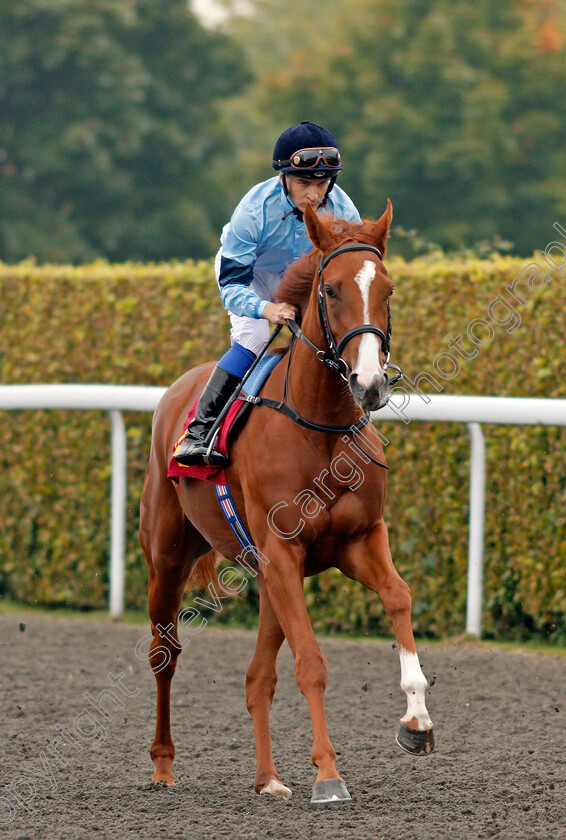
272, 120, 343, 179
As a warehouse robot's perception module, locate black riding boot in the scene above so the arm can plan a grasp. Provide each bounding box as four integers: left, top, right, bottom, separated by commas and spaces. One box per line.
174, 366, 240, 467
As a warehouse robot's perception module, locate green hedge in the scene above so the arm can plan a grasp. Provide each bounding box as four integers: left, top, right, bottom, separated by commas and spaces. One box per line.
0, 251, 564, 641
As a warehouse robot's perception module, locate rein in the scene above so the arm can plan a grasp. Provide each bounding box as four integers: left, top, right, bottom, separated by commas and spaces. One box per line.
239, 242, 404, 469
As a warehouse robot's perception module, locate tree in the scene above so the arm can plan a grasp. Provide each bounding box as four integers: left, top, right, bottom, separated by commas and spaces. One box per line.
224, 0, 566, 255
0, 0, 250, 262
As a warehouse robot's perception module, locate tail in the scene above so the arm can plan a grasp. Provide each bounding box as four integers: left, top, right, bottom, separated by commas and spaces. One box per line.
186, 550, 221, 594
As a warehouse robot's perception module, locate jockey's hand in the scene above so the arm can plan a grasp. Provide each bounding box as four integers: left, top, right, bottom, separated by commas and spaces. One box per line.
262, 302, 297, 324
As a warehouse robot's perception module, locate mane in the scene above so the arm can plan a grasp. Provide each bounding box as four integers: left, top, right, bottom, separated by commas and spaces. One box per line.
275, 217, 379, 315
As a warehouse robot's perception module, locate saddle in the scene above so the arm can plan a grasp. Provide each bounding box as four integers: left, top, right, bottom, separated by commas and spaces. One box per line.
167, 352, 284, 484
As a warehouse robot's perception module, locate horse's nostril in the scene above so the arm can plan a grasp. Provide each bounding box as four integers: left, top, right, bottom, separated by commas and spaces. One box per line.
373, 371, 387, 390
349, 373, 365, 396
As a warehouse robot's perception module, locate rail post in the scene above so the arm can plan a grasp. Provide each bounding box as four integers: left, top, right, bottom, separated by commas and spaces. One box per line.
466, 422, 486, 637
109, 410, 126, 618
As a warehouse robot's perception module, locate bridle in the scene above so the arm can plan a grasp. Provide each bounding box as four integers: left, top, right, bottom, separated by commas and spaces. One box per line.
234, 242, 403, 469
287, 243, 401, 385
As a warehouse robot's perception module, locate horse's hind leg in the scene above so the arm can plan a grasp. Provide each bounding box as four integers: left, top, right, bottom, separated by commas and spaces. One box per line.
245, 575, 291, 798
140, 473, 209, 785
146, 560, 187, 785
340, 520, 434, 756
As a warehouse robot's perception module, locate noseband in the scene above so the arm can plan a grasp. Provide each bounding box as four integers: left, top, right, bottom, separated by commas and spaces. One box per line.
287, 243, 401, 385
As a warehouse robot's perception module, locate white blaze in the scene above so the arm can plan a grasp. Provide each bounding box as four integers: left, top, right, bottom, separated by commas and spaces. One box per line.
353, 260, 383, 388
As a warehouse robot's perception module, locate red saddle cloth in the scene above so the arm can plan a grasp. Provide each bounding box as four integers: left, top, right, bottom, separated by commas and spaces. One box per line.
167, 396, 246, 485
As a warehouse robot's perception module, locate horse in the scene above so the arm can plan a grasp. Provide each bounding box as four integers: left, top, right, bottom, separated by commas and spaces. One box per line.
139, 200, 434, 804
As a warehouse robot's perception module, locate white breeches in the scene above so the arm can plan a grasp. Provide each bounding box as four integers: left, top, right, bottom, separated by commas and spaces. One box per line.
228, 315, 271, 356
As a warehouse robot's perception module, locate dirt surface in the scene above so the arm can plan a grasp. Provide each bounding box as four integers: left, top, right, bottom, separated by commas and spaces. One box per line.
1, 611, 565, 840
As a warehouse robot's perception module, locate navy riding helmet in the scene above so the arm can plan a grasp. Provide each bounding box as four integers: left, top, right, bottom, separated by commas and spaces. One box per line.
273, 121, 343, 207
273, 120, 343, 177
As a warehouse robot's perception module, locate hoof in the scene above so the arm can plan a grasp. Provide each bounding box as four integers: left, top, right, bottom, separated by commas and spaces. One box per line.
152, 773, 175, 786
152, 760, 175, 786
148, 780, 174, 790
259, 779, 292, 799
311, 778, 351, 804
396, 722, 435, 756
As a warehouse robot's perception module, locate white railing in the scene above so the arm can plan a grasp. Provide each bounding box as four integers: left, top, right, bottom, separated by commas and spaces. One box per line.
1, 384, 565, 636
375, 394, 566, 637
0, 385, 165, 619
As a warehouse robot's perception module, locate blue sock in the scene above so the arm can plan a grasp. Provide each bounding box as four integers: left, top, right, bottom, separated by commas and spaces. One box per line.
217, 343, 256, 378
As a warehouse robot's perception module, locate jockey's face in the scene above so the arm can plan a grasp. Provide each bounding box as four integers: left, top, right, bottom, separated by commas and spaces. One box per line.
281, 173, 330, 212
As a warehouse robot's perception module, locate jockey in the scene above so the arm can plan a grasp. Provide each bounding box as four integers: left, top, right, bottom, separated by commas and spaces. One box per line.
174, 120, 361, 467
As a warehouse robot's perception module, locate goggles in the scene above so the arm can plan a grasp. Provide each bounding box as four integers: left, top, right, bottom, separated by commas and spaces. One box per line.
280, 147, 342, 170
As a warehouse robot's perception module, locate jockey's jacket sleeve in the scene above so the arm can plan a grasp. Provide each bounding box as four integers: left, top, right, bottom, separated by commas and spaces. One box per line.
218, 196, 268, 319
218, 256, 268, 319
217, 177, 361, 320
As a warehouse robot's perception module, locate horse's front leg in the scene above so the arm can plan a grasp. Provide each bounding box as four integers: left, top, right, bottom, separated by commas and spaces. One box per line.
245, 574, 291, 798
260, 537, 351, 803
340, 520, 434, 755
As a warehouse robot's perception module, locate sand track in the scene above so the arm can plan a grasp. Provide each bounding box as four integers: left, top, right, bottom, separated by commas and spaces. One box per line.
1, 612, 565, 839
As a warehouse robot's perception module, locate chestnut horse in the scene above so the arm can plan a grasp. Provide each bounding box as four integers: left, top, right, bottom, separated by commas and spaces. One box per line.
139, 201, 434, 804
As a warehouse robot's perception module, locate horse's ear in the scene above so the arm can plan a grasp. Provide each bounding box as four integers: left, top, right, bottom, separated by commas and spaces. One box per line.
370, 199, 393, 257
304, 203, 336, 253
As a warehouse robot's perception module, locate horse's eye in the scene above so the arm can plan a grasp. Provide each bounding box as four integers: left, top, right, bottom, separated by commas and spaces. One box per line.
325, 286, 336, 299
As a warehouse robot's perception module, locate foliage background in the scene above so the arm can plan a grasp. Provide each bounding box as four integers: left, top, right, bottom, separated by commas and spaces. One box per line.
0, 0, 249, 263
224, 0, 566, 256
1, 0, 565, 641
1, 252, 564, 640
1, 0, 565, 262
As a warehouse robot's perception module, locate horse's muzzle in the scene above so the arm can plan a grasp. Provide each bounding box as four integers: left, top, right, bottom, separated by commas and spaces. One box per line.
349, 371, 390, 412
